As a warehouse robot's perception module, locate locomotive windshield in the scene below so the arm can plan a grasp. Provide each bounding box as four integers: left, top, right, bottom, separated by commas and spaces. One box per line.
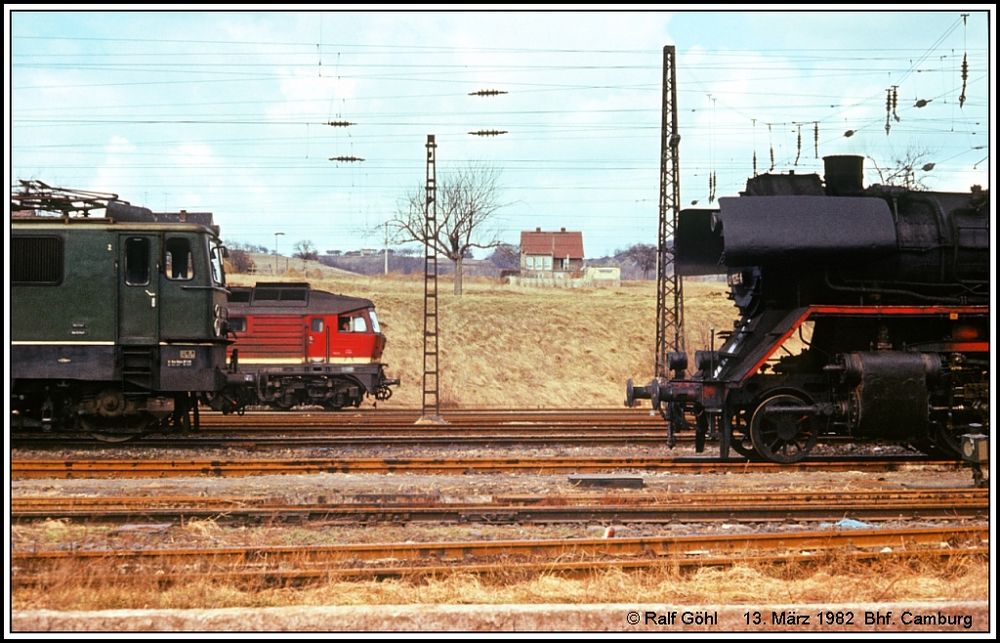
208, 238, 226, 286
369, 309, 381, 334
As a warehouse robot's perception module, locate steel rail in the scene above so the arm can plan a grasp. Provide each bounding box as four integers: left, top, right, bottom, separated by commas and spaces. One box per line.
13, 525, 986, 569
11, 490, 987, 524
11, 455, 956, 479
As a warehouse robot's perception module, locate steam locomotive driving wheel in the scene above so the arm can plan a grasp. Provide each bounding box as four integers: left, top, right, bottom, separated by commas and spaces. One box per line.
749, 393, 819, 464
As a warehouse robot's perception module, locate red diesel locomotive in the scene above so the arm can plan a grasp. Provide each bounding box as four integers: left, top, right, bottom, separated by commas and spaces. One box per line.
222, 282, 399, 410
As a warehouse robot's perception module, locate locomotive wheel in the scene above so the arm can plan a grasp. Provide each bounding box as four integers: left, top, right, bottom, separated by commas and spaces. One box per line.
729, 429, 759, 460
749, 394, 818, 464
80, 414, 151, 442
926, 423, 966, 459
726, 409, 761, 460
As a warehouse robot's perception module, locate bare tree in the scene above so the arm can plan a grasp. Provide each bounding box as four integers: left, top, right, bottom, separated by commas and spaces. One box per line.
868, 147, 936, 190
487, 243, 520, 270
293, 240, 319, 261
623, 243, 658, 279
226, 249, 255, 274
390, 164, 505, 295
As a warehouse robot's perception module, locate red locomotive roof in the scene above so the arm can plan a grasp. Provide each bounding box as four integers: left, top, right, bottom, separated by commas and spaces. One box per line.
520, 228, 584, 258
227, 282, 374, 315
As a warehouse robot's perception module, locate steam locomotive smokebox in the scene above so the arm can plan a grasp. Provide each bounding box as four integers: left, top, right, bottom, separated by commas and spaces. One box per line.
675, 209, 725, 276
823, 155, 865, 195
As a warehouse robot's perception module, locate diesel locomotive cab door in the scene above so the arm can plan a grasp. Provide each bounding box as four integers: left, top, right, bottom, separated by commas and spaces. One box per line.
306, 316, 329, 363
119, 235, 159, 344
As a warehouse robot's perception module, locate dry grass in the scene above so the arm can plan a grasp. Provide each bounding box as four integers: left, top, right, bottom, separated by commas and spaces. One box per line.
13, 554, 988, 611
227, 271, 734, 408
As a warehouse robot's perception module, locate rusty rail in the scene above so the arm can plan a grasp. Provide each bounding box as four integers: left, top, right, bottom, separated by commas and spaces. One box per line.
11, 455, 955, 479
11, 488, 988, 524
12, 526, 988, 585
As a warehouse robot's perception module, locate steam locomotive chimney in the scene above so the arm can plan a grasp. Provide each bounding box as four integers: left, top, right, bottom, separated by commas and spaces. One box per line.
823, 155, 865, 196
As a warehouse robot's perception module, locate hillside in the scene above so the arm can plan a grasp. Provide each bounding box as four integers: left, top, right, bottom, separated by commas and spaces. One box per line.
226, 269, 737, 409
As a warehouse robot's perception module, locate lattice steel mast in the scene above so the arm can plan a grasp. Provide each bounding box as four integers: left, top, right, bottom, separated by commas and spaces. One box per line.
654, 45, 684, 377
419, 135, 443, 422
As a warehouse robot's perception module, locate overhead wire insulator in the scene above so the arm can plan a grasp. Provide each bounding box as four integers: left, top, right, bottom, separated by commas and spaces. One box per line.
327, 120, 355, 127
468, 89, 508, 97
892, 86, 900, 122
794, 124, 802, 166
329, 156, 365, 162
813, 122, 819, 158
469, 129, 508, 137
959, 53, 968, 108
885, 87, 892, 135
960, 13, 969, 108
767, 123, 775, 172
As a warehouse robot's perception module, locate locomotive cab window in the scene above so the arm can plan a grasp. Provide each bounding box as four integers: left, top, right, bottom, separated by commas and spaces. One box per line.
208, 239, 225, 286
124, 237, 150, 286
229, 317, 246, 333
13, 236, 64, 285
164, 237, 194, 280
311, 318, 324, 332
338, 315, 368, 333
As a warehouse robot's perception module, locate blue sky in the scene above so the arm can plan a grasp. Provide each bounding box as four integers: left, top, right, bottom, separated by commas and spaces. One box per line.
7, 7, 993, 258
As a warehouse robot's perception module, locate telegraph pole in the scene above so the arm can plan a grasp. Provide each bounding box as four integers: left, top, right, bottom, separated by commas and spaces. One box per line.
654, 45, 684, 377
274, 231, 285, 275
383, 221, 390, 275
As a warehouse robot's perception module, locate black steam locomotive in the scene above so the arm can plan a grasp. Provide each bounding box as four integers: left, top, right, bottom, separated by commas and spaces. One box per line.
627, 156, 989, 463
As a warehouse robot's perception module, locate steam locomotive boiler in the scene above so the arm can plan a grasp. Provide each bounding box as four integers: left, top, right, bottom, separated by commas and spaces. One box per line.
626, 156, 989, 463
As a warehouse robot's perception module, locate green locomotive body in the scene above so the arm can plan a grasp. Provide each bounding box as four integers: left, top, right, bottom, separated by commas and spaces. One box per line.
11, 189, 231, 437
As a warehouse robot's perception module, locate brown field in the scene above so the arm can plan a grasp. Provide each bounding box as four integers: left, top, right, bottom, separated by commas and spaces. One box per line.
229, 261, 735, 409
13, 556, 987, 613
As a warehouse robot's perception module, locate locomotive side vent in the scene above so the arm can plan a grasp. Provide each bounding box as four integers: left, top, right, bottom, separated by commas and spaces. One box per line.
12, 236, 64, 284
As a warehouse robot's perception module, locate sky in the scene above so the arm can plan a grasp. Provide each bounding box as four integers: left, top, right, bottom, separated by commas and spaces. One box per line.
6, 6, 994, 259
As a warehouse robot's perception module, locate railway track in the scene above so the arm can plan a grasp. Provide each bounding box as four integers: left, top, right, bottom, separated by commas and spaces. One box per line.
12, 525, 987, 585
12, 408, 669, 447
12, 407, 872, 448
11, 488, 987, 524
11, 455, 956, 479
12, 430, 674, 449
200, 408, 664, 427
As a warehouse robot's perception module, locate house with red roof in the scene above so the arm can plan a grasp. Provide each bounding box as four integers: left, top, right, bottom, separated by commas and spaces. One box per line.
519, 227, 585, 275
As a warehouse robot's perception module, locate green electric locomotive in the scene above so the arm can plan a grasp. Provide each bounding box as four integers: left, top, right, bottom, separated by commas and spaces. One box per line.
11, 181, 232, 439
